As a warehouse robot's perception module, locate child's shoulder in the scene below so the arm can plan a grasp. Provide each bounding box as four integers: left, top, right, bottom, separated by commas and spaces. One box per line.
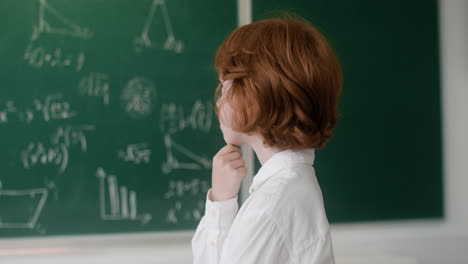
240, 164, 330, 245
248, 164, 324, 215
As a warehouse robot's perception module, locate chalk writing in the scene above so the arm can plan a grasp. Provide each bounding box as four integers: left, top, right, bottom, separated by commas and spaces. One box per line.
21, 125, 94, 173
0, 94, 78, 124
163, 179, 210, 199
160, 100, 213, 134
166, 200, 205, 224
78, 72, 110, 105
50, 125, 95, 152
21, 142, 69, 173
33, 94, 77, 122
118, 143, 152, 164
24, 44, 86, 71
0, 101, 17, 124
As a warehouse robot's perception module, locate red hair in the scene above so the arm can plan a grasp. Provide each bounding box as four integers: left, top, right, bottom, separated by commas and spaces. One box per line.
214, 17, 342, 149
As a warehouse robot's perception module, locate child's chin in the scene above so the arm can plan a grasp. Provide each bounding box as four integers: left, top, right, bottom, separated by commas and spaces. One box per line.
223, 136, 243, 146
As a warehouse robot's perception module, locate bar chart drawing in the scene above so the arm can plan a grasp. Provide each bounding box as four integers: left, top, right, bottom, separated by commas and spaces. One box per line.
96, 167, 152, 225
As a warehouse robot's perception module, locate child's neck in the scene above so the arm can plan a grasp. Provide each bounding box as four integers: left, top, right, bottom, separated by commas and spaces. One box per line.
245, 136, 284, 165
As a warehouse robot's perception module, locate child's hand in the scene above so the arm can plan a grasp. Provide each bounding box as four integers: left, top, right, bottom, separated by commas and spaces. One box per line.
210, 144, 247, 201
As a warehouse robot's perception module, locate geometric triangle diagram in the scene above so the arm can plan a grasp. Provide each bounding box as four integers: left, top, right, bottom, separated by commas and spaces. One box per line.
161, 134, 212, 174
134, 0, 183, 53
31, 0, 93, 41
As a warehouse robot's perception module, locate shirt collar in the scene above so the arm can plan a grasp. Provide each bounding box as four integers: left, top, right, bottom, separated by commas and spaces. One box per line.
249, 148, 315, 194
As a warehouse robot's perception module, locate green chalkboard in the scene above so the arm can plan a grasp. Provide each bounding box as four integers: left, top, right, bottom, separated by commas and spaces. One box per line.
253, 0, 443, 222
0, 0, 236, 237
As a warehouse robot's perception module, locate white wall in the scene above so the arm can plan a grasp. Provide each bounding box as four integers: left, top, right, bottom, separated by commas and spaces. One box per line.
1, 0, 467, 263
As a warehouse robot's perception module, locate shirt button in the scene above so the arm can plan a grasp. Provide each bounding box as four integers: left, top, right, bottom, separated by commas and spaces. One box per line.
211, 210, 217, 217
210, 241, 216, 247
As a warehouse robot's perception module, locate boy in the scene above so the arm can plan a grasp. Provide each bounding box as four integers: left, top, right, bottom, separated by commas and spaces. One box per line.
192, 16, 342, 264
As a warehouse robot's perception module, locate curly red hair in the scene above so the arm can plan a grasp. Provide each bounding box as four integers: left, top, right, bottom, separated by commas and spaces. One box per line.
214, 17, 342, 150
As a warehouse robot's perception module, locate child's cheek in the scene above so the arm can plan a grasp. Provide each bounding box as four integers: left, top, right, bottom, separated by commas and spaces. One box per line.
218, 102, 233, 128
220, 124, 241, 146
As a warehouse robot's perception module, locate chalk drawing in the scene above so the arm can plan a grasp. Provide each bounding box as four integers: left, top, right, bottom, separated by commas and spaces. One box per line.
121, 77, 157, 119
134, 0, 183, 53
31, 0, 93, 41
96, 167, 152, 225
0, 181, 55, 232
161, 134, 212, 174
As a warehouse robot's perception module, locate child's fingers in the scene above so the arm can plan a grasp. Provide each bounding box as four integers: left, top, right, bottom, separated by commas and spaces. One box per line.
234, 166, 247, 177
215, 145, 241, 158
223, 150, 242, 161
229, 159, 245, 169
215, 144, 240, 157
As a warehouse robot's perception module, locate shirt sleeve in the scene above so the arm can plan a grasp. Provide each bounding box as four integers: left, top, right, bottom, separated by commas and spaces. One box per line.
218, 210, 290, 264
296, 230, 335, 264
192, 188, 239, 264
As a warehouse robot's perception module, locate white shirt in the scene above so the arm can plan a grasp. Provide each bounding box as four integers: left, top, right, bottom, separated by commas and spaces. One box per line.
192, 148, 335, 264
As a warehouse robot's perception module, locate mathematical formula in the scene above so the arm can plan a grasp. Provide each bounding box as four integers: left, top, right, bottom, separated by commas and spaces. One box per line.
0, 94, 77, 124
